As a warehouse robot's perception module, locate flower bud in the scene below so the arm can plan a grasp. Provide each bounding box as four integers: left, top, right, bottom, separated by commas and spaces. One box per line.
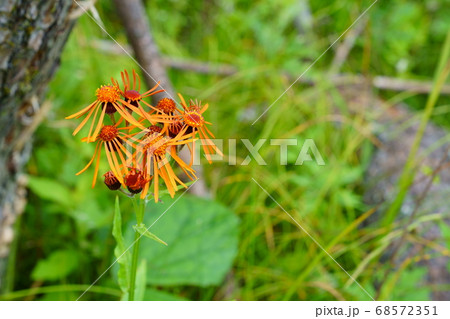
125, 168, 148, 194
103, 171, 121, 190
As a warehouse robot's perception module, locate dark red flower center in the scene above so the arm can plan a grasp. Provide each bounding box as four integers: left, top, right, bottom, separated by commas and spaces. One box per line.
124, 89, 142, 101
183, 111, 204, 128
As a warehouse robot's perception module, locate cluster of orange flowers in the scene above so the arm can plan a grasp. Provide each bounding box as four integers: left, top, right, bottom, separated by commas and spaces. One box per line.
66, 70, 221, 202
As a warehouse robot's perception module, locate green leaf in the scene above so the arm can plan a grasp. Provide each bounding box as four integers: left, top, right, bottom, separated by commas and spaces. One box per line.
70, 199, 111, 230
135, 260, 147, 301
126, 195, 239, 286
31, 249, 79, 281
121, 260, 147, 301
112, 196, 130, 294
390, 267, 430, 301
144, 288, 188, 301
133, 224, 168, 246
27, 176, 72, 207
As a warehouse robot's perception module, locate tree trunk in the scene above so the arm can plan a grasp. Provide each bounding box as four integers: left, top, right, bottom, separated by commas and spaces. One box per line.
0, 0, 76, 290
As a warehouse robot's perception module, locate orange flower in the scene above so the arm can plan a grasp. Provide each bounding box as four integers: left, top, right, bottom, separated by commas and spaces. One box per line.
175, 94, 222, 164
66, 83, 147, 140
67, 69, 221, 202
77, 122, 136, 187
156, 98, 177, 114
125, 168, 150, 194
133, 129, 197, 202
115, 70, 170, 125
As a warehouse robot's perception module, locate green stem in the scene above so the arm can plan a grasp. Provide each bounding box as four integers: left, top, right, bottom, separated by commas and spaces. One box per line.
129, 197, 145, 301
128, 229, 141, 301
382, 31, 450, 227
0, 285, 121, 301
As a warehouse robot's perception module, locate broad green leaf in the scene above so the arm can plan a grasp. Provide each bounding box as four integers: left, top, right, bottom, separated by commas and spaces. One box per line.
133, 224, 168, 246
70, 200, 111, 230
126, 195, 239, 286
144, 288, 188, 301
31, 249, 79, 281
27, 176, 72, 207
112, 196, 130, 294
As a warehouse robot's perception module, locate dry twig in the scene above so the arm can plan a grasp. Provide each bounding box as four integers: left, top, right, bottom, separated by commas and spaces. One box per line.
91, 39, 450, 95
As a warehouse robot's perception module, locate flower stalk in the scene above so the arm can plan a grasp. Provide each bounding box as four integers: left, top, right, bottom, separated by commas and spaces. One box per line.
129, 197, 145, 301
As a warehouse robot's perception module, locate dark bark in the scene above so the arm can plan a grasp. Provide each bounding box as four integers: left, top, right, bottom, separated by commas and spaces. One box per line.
0, 0, 76, 290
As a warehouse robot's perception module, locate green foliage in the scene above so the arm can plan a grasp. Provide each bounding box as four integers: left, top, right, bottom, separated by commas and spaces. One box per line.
386, 267, 430, 301
8, 0, 449, 301
27, 177, 73, 208
144, 288, 188, 301
133, 224, 168, 246
31, 249, 80, 281
371, 1, 428, 74
126, 195, 239, 287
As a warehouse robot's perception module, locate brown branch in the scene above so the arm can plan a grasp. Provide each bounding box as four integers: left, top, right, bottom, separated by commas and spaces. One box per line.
90, 39, 450, 95
329, 17, 368, 74
371, 76, 450, 95
90, 39, 237, 76
112, 0, 173, 102
160, 57, 237, 76
112, 0, 209, 198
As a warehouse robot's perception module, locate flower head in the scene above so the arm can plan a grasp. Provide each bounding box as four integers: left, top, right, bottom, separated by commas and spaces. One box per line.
123, 89, 142, 106
96, 85, 121, 103
174, 94, 222, 164
116, 70, 166, 124
133, 130, 196, 202
66, 82, 147, 141
183, 109, 204, 128
147, 125, 162, 135
103, 171, 121, 190
67, 69, 220, 201
157, 98, 177, 114
77, 121, 135, 187
125, 168, 149, 194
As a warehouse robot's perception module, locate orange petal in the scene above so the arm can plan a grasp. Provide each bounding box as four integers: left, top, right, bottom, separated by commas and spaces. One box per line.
90, 104, 107, 141
105, 143, 123, 184
76, 142, 101, 175
177, 93, 188, 109
91, 144, 102, 188
200, 103, 209, 113
153, 160, 159, 202
72, 104, 97, 136
66, 101, 97, 119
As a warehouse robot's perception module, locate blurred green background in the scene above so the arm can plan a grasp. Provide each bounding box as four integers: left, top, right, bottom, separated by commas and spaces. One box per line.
2, 0, 450, 300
